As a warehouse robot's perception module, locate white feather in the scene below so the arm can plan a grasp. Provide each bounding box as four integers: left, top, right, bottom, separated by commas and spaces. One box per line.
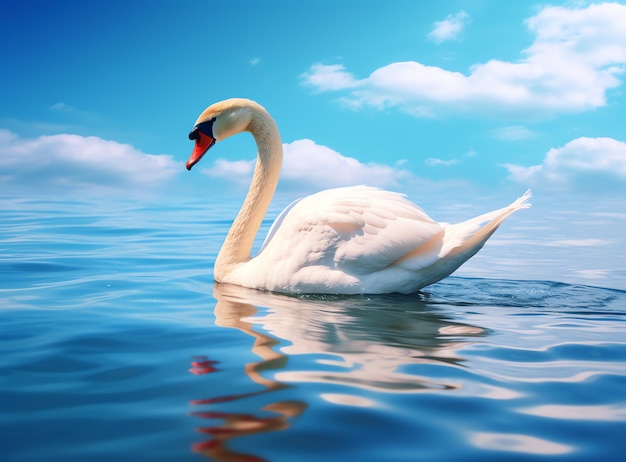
230, 186, 531, 294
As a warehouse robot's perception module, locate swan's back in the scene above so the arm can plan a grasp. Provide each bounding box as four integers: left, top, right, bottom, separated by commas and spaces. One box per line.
229, 185, 447, 293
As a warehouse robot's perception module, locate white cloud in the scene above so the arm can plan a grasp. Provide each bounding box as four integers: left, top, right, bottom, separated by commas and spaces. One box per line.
427, 11, 470, 44
50, 102, 77, 112
492, 125, 537, 140
48, 102, 100, 122
282, 139, 410, 189
208, 158, 254, 177
249, 57, 261, 66
425, 157, 459, 167
0, 129, 179, 195
202, 138, 411, 192
424, 148, 475, 167
302, 3, 626, 118
505, 136, 626, 190
300, 64, 361, 92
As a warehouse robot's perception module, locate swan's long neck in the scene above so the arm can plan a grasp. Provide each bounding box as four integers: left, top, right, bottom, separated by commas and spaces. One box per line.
214, 109, 282, 280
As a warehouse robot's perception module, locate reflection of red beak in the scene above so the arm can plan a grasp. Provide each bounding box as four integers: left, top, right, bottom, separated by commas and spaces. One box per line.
186, 133, 215, 170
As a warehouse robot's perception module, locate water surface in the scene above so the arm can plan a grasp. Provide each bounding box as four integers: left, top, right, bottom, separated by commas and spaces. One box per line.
1, 196, 625, 461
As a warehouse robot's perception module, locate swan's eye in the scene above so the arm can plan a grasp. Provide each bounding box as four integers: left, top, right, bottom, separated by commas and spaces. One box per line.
188, 127, 199, 141
189, 117, 217, 142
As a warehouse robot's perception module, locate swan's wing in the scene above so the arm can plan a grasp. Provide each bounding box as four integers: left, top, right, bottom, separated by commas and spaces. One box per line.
259, 196, 303, 254
258, 186, 444, 275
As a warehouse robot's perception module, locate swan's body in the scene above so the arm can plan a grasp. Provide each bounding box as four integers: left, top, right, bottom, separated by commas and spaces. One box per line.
186, 98, 531, 294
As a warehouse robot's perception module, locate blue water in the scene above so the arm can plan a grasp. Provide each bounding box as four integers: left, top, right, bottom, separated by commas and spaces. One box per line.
2, 196, 626, 461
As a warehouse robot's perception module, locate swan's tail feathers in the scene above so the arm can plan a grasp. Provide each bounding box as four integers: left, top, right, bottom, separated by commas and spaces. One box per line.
510, 189, 533, 212
442, 190, 532, 259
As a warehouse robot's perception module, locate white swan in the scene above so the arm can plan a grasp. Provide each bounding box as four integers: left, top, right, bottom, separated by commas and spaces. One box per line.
186, 98, 531, 294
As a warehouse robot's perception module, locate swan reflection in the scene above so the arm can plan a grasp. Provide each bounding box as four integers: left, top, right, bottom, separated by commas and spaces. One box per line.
191, 283, 488, 459
215, 283, 487, 392
190, 286, 306, 461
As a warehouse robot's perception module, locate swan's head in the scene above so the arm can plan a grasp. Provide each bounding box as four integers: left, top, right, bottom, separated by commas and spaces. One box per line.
186, 98, 262, 170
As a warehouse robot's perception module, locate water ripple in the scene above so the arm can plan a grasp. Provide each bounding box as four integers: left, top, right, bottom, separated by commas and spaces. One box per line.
2, 198, 625, 461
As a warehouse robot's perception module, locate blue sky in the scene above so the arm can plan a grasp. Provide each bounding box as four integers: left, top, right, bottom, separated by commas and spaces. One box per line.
1, 1, 626, 286
1, 0, 625, 197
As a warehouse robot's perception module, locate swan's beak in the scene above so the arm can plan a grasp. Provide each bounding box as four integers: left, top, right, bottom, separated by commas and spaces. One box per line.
186, 132, 215, 170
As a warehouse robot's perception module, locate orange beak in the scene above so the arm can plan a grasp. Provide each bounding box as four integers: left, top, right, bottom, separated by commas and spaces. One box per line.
186, 132, 215, 170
